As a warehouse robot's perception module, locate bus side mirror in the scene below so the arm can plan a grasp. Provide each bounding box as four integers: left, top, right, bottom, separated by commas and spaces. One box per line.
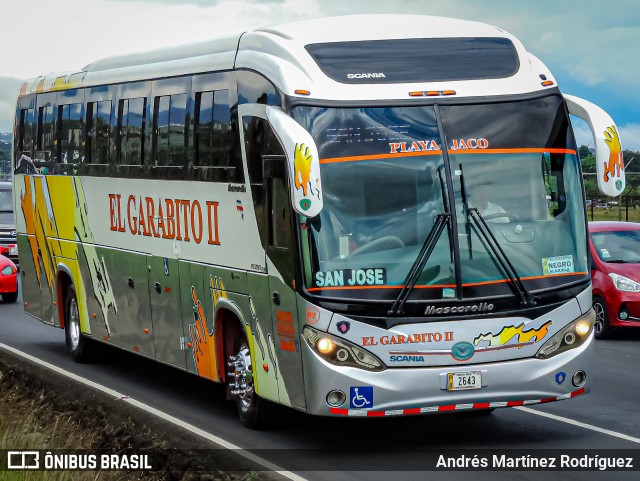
563, 94, 625, 197
266, 106, 323, 217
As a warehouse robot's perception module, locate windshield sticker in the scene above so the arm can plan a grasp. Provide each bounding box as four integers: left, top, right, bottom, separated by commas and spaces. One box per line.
388, 138, 489, 154
449, 138, 489, 150
442, 288, 456, 299
389, 140, 440, 154
600, 248, 611, 259
314, 268, 387, 287
542, 255, 574, 276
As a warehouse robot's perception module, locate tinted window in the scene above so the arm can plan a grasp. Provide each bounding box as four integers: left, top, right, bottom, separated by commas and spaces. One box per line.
305, 37, 519, 84
87, 101, 112, 164
118, 97, 146, 165
59, 103, 83, 163
18, 108, 35, 156
153, 93, 187, 167
194, 90, 232, 168
592, 230, 640, 263
37, 105, 56, 161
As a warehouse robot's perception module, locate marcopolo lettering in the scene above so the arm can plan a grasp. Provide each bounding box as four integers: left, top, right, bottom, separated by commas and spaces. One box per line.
425, 302, 494, 315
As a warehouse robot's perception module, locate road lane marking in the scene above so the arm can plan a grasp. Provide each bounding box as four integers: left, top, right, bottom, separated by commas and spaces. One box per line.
0, 343, 308, 481
515, 406, 640, 444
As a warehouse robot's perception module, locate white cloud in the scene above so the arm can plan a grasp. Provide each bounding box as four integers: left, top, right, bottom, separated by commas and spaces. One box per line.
0, 0, 321, 79
619, 124, 640, 153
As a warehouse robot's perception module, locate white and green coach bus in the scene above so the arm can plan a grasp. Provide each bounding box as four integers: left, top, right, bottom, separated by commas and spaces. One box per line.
13, 15, 625, 427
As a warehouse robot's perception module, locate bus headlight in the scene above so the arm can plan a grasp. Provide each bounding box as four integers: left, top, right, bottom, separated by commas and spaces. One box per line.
303, 326, 386, 371
536, 310, 594, 359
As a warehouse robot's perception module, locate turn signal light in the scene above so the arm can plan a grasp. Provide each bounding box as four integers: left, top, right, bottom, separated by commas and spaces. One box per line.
408, 90, 457, 97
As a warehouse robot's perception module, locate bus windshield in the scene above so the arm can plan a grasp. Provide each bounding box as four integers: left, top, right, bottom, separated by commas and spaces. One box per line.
292, 95, 588, 304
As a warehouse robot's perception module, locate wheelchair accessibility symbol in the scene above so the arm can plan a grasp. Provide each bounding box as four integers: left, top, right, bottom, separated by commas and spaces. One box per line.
349, 386, 373, 409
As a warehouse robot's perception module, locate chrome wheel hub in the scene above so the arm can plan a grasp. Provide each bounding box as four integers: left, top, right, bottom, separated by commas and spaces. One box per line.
69, 298, 81, 349
228, 344, 254, 411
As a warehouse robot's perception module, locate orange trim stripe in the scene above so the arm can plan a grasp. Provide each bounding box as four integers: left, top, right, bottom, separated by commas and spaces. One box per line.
320, 150, 442, 164
306, 272, 588, 292
320, 148, 577, 165
449, 148, 576, 155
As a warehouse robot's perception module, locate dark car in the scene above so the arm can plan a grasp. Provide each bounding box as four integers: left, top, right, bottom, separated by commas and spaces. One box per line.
589, 221, 640, 338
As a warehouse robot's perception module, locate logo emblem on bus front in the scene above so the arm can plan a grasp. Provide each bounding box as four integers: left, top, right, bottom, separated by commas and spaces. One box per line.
337, 321, 351, 334
451, 341, 475, 361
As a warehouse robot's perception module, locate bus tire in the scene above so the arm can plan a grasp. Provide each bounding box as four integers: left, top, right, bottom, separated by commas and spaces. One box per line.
228, 334, 274, 429
593, 296, 611, 339
64, 286, 93, 363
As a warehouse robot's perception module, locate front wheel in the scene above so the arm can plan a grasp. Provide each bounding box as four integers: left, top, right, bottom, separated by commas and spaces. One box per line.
228, 337, 274, 429
65, 286, 94, 362
593, 296, 611, 339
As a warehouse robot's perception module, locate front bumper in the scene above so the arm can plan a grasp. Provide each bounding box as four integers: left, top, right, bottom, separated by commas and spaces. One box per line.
602, 290, 640, 329
0, 274, 17, 294
302, 332, 593, 416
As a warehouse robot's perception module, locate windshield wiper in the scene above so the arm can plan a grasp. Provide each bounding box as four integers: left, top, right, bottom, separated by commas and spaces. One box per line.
388, 212, 451, 316
456, 165, 535, 307
467, 208, 537, 306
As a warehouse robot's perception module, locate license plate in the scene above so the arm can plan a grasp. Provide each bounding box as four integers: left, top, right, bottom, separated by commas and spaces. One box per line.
9, 246, 18, 255
447, 371, 482, 391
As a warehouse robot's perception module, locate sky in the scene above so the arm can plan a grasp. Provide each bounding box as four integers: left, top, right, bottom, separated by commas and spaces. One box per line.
0, 0, 638, 151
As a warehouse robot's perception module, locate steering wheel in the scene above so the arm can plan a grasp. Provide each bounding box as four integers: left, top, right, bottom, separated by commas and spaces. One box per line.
350, 236, 405, 256
482, 211, 520, 223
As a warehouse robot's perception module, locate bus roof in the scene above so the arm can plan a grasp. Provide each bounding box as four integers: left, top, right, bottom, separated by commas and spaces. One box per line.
20, 14, 557, 102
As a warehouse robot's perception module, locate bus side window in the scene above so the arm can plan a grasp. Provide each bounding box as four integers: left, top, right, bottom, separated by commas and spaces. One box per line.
58, 103, 83, 164
264, 155, 291, 249
117, 97, 146, 165
86, 101, 112, 164
244, 116, 291, 249
194, 90, 233, 170
18, 108, 35, 158
37, 105, 55, 161
153, 93, 187, 167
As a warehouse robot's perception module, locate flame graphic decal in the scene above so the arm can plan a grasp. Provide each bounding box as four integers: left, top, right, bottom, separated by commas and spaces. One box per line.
189, 275, 228, 379
603, 125, 624, 182
473, 321, 552, 349
294, 143, 319, 199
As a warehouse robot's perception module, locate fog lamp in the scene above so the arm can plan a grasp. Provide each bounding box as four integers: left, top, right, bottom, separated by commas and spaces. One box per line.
575, 320, 590, 336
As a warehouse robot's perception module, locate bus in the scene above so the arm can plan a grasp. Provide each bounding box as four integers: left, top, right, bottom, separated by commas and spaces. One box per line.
12, 14, 625, 428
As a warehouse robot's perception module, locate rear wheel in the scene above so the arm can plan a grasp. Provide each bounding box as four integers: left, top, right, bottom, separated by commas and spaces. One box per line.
593, 296, 611, 339
65, 286, 94, 362
227, 334, 274, 429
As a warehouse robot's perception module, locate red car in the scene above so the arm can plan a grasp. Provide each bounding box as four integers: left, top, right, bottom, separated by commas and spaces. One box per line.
589, 221, 640, 338
0, 254, 18, 303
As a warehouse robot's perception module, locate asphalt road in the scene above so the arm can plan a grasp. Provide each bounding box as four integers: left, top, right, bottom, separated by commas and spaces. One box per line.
1, 289, 639, 481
